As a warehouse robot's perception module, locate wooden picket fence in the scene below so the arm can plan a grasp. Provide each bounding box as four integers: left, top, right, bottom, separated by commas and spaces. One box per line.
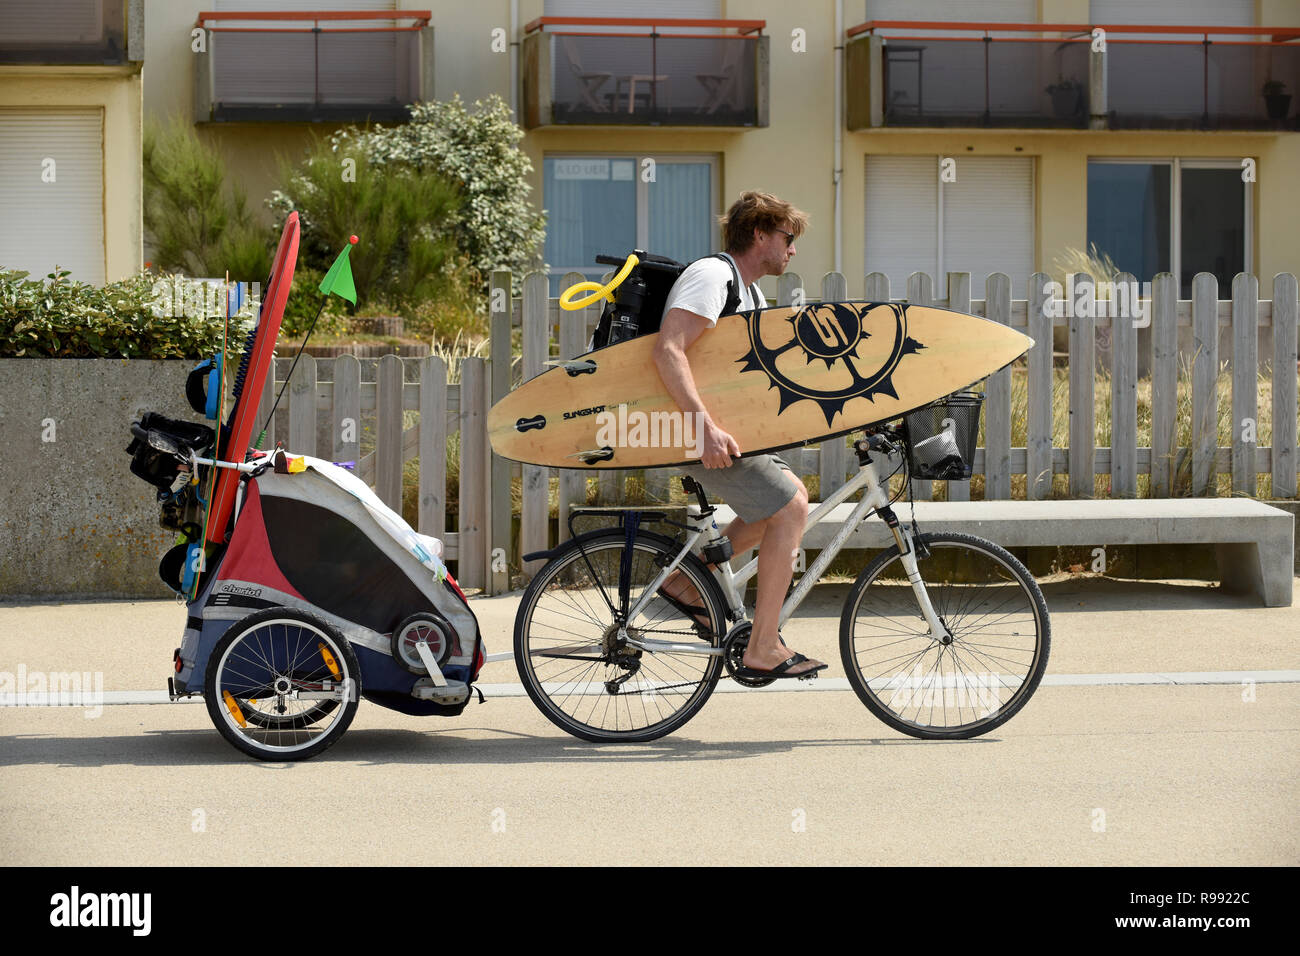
260, 268, 1298, 595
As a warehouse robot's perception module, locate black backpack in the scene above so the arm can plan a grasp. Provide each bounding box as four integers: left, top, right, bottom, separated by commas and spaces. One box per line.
588, 251, 763, 351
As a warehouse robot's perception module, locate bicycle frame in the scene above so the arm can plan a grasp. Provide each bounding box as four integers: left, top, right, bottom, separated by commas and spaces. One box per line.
623, 446, 949, 658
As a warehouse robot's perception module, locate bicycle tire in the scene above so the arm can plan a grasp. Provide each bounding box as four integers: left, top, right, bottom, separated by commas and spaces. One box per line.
839, 531, 1050, 739
514, 528, 729, 743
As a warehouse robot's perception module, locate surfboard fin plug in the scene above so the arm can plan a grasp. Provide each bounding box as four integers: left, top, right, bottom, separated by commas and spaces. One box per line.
568, 446, 615, 465
544, 359, 597, 377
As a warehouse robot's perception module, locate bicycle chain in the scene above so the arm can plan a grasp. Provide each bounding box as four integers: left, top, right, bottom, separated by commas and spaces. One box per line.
612, 680, 707, 696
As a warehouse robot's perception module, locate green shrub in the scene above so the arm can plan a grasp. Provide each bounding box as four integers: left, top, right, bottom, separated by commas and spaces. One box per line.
143, 116, 272, 281
329, 95, 547, 282
0, 268, 247, 358
268, 138, 470, 313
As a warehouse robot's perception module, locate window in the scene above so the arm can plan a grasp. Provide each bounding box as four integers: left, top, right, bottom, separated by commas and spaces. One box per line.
0, 110, 104, 284
1087, 159, 1250, 297
865, 155, 1035, 299
543, 155, 717, 293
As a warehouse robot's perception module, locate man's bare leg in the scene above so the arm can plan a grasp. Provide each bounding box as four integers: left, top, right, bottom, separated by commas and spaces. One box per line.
740, 487, 823, 674
658, 482, 822, 674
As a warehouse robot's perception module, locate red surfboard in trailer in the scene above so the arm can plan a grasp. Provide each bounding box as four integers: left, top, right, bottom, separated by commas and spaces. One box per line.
203, 212, 300, 546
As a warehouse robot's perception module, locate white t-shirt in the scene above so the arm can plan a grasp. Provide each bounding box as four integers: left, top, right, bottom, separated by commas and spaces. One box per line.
661, 254, 762, 327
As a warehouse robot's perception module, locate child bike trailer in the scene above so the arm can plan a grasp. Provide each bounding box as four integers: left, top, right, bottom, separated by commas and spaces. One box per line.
130, 422, 486, 761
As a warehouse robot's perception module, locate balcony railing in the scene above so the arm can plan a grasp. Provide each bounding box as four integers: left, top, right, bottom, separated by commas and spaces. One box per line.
846, 20, 1300, 131
521, 17, 768, 128
1108, 34, 1300, 130
194, 10, 432, 123
0, 0, 134, 66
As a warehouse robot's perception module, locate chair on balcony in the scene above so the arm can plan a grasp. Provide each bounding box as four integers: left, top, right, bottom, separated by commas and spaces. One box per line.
695, 38, 745, 115
559, 36, 612, 114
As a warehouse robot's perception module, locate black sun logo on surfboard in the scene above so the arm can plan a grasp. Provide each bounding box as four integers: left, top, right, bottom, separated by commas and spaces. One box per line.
737, 302, 926, 427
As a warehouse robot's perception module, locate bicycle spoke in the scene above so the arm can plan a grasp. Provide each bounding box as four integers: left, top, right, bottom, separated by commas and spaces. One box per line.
517, 534, 722, 741
842, 534, 1048, 739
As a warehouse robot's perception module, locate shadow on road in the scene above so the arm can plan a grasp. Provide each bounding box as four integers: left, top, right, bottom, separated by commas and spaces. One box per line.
0, 725, 999, 768
1036, 578, 1263, 613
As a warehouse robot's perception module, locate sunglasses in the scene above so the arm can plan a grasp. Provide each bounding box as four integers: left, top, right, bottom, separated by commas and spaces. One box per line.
772, 228, 796, 247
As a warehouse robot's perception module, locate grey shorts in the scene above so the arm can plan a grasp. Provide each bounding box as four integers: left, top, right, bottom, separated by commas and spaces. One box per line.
679, 454, 801, 524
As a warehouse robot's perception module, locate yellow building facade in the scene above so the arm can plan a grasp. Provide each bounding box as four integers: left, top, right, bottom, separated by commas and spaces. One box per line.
8, 0, 1297, 291
0, 1, 144, 283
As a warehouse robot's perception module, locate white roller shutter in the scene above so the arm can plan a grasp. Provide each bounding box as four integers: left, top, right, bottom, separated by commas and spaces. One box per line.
865, 155, 938, 298
0, 110, 104, 285
546, 0, 721, 25
0, 0, 104, 43
865, 154, 1033, 300
214, 0, 394, 11
866, 1, 1034, 21
865, 0, 1035, 33
943, 157, 1034, 300
1089, 0, 1255, 28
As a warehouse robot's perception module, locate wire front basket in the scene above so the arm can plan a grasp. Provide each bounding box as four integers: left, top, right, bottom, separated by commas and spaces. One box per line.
901, 391, 984, 481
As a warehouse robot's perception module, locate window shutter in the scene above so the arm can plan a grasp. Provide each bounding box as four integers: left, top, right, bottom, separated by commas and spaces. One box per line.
864, 155, 938, 298
545, 0, 721, 21
942, 156, 1034, 300
867, 154, 1034, 301
0, 0, 104, 43
0, 110, 104, 285
1088, 0, 1255, 28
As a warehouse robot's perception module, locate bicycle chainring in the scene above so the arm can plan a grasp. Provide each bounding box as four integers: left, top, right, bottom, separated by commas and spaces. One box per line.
722, 622, 775, 688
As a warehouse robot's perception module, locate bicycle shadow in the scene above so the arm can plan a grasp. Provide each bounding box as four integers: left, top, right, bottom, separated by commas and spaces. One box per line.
0, 726, 998, 769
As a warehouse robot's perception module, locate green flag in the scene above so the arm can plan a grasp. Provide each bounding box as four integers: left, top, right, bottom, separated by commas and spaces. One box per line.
318, 235, 358, 304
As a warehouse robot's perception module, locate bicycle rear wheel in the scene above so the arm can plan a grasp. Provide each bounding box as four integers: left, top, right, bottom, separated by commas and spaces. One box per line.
839, 532, 1049, 739
514, 529, 728, 742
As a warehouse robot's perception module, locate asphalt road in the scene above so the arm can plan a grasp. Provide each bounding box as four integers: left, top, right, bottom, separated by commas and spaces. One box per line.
1, 577, 1297, 866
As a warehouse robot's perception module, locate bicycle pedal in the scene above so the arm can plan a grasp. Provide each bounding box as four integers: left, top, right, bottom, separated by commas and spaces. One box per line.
798, 672, 819, 681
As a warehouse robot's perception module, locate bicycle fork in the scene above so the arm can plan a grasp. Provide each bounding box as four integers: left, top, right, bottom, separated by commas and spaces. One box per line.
881, 511, 950, 643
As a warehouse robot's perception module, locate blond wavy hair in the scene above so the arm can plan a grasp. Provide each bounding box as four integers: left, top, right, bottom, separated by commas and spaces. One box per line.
720, 191, 809, 254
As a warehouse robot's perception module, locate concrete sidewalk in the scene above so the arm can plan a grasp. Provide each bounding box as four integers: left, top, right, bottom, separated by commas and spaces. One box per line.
1, 576, 1297, 866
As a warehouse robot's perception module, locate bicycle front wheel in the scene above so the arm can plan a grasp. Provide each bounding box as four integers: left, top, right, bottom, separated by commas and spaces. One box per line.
514, 529, 728, 743
840, 532, 1050, 739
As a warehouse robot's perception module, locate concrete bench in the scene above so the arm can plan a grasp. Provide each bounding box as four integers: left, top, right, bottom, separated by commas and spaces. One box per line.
700, 498, 1294, 608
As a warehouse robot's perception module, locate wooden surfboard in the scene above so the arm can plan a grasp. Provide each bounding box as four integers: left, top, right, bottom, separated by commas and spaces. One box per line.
488, 301, 1032, 469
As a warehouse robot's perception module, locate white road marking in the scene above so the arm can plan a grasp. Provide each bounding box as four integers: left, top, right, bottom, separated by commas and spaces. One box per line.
2, 671, 1296, 706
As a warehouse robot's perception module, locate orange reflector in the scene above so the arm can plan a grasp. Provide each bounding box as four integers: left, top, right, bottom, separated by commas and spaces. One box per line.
222, 691, 247, 728
319, 643, 341, 680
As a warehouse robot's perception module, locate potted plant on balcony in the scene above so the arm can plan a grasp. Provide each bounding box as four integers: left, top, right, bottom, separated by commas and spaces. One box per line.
1046, 78, 1083, 120
1262, 80, 1292, 120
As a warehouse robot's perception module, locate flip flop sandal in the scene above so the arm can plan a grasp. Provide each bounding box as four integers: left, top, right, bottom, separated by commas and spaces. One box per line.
734, 652, 828, 680
655, 586, 713, 633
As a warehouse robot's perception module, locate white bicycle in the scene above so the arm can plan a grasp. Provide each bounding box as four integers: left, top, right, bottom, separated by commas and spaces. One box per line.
513, 413, 1051, 743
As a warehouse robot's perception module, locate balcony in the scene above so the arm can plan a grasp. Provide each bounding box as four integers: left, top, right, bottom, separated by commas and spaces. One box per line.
1107, 29, 1300, 130
0, 0, 137, 66
521, 17, 768, 129
846, 20, 1300, 131
193, 10, 433, 124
